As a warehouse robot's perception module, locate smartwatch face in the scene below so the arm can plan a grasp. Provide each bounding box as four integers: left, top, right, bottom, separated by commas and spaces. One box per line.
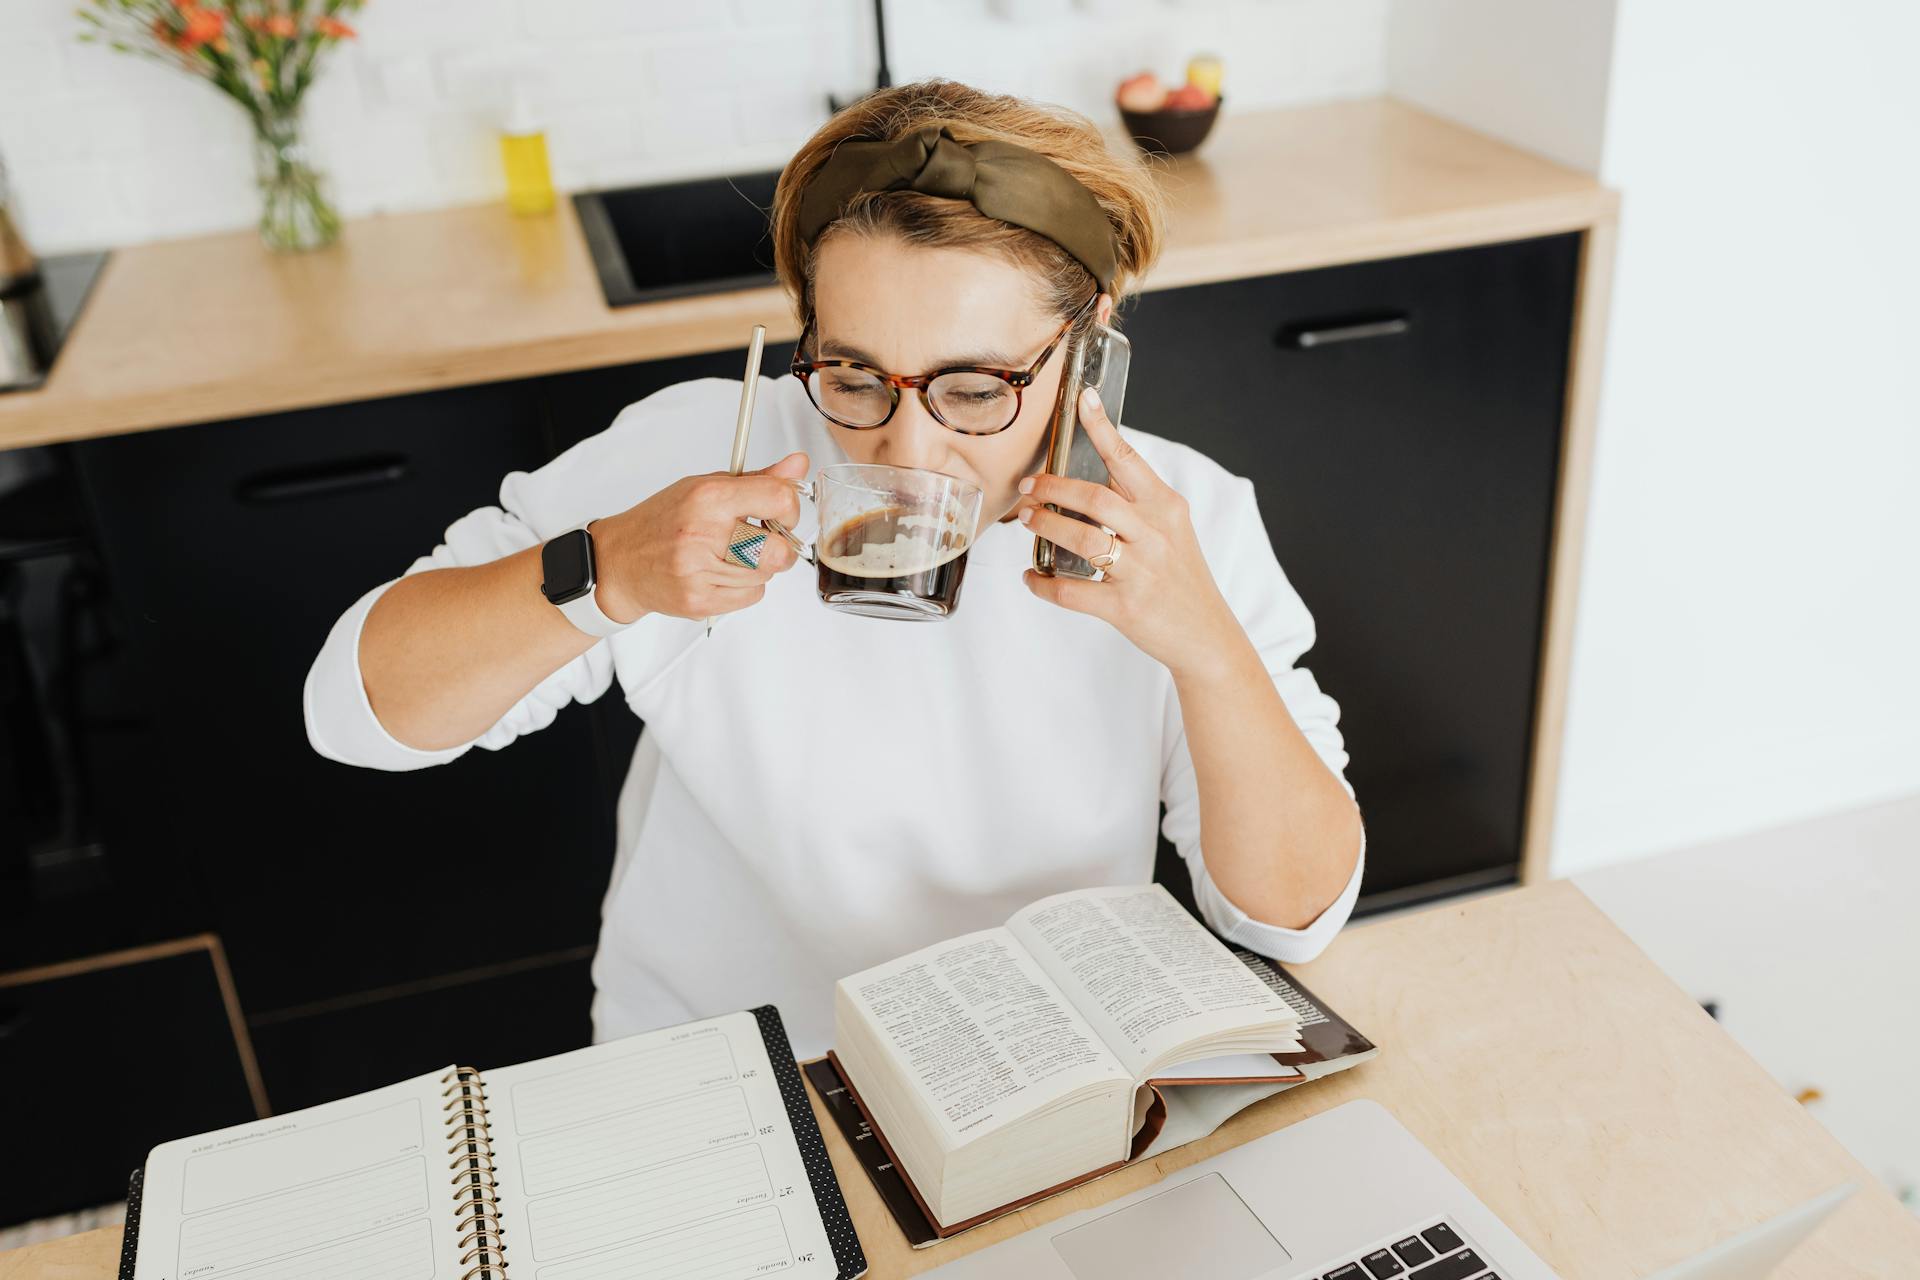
541, 529, 596, 606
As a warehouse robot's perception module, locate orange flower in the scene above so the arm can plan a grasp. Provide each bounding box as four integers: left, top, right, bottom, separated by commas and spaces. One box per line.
180, 6, 224, 46
316, 16, 356, 39
264, 14, 297, 37
153, 3, 222, 50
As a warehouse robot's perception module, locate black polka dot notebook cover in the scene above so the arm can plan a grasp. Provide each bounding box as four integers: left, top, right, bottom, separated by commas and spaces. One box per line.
752, 1004, 869, 1279
115, 1167, 141, 1280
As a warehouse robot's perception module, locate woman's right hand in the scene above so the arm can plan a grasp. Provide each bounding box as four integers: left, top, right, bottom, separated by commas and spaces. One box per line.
589, 451, 809, 623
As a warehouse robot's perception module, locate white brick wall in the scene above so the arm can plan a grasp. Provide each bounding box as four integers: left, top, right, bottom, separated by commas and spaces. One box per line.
1, 0, 1389, 253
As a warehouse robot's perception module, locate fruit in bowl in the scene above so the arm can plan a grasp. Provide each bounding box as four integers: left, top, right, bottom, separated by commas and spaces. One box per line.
1117, 72, 1168, 114
1115, 60, 1222, 156
1163, 83, 1214, 112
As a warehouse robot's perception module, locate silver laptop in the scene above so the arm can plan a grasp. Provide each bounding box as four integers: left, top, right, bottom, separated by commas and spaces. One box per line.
923, 1100, 1853, 1280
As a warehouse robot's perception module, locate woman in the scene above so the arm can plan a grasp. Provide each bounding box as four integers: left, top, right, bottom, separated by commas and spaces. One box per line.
304, 80, 1363, 1057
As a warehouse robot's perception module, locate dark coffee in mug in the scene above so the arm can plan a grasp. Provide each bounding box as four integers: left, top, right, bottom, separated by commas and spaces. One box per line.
817, 505, 973, 620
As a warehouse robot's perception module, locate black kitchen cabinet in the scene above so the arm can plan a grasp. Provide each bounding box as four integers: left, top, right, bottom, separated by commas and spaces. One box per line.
543, 337, 799, 455
1124, 234, 1581, 906
0, 941, 259, 1223
69, 383, 613, 1017
249, 950, 595, 1113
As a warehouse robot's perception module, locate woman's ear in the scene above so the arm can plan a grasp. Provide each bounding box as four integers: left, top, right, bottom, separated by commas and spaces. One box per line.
1095, 292, 1114, 326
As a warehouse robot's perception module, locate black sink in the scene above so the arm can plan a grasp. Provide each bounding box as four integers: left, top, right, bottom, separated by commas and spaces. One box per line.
574, 170, 783, 308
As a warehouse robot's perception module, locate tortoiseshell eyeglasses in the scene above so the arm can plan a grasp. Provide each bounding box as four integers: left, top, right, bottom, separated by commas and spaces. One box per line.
792, 293, 1096, 437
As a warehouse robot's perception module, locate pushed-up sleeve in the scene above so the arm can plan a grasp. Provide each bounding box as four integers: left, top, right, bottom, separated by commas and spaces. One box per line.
1160, 472, 1365, 961
303, 378, 735, 771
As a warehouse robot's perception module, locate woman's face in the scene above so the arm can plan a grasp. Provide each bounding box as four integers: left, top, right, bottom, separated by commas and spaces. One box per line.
808, 233, 1108, 528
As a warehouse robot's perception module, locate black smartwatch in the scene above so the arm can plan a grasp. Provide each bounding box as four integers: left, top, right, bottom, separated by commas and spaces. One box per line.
541, 526, 627, 637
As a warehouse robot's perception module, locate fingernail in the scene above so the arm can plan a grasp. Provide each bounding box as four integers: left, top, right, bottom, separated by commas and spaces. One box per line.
1081, 387, 1101, 409
1018, 506, 1033, 524
1017, 476, 1034, 494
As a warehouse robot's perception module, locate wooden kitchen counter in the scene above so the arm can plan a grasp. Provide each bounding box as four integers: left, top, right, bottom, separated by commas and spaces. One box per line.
5, 883, 1915, 1279
0, 96, 1617, 451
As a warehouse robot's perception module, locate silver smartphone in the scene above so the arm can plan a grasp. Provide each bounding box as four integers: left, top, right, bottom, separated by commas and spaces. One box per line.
1033, 320, 1131, 578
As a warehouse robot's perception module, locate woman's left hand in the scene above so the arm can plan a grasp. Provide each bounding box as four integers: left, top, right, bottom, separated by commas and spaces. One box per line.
1019, 387, 1243, 677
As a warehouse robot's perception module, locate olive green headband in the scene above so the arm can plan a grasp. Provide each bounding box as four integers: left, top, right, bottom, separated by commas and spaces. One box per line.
796, 124, 1119, 294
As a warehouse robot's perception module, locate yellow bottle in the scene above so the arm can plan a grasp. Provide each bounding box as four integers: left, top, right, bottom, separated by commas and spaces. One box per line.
500, 81, 554, 216
1186, 54, 1224, 100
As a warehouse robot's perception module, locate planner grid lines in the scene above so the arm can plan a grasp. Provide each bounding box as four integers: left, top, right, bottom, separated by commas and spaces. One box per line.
178, 1098, 425, 1216
518, 1088, 754, 1197
176, 1155, 429, 1277
189, 1216, 435, 1280
526, 1145, 774, 1262
511, 1035, 739, 1136
535, 1207, 795, 1280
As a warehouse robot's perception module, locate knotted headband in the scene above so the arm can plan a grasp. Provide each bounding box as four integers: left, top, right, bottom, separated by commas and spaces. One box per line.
795, 124, 1119, 293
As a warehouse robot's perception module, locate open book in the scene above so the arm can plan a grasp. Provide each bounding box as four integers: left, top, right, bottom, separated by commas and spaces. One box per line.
120, 1007, 865, 1280
831, 884, 1306, 1230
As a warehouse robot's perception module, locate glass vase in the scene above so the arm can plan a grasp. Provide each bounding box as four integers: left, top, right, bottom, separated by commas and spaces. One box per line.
251, 106, 340, 252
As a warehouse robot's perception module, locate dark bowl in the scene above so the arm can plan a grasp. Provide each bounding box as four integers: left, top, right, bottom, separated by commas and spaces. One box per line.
1117, 96, 1222, 156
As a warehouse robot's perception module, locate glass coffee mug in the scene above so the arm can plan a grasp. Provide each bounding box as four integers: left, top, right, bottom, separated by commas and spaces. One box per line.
762, 464, 984, 621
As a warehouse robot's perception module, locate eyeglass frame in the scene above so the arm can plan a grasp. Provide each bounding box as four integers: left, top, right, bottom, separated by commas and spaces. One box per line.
790, 292, 1098, 436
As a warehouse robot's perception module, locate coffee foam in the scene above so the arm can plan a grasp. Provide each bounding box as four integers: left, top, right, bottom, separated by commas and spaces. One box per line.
819, 510, 971, 578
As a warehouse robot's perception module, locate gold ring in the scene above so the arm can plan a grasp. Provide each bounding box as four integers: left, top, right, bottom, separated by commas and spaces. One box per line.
1088, 532, 1122, 573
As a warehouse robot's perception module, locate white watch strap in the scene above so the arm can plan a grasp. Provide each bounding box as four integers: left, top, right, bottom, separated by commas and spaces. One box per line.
557, 586, 629, 638
550, 525, 631, 638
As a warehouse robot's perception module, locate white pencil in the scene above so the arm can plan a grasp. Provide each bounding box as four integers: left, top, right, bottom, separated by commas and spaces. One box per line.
708, 324, 767, 637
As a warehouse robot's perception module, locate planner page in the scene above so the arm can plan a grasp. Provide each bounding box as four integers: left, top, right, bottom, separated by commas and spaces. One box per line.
483, 1009, 844, 1280
131, 1069, 464, 1280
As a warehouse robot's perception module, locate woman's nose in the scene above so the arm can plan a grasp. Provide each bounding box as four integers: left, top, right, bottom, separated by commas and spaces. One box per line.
878, 393, 950, 471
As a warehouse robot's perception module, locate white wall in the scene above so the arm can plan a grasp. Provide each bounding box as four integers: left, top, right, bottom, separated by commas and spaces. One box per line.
1385, 0, 1920, 876
1551, 0, 1920, 875
0, 0, 1390, 254
1386, 0, 1617, 171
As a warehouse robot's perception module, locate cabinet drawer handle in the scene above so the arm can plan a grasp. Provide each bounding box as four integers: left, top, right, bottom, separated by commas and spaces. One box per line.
237, 455, 410, 504
1279, 313, 1411, 349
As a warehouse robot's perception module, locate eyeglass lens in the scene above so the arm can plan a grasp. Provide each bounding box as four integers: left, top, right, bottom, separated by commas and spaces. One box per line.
807, 367, 1020, 435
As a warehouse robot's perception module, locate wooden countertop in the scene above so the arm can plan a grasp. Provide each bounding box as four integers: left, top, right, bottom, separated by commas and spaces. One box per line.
4, 883, 1915, 1279
0, 96, 1617, 452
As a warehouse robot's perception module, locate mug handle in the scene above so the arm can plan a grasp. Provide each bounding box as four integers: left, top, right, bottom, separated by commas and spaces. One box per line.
759, 479, 816, 566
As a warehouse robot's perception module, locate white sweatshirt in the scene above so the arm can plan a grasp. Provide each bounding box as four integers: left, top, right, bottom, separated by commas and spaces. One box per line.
303, 373, 1363, 1056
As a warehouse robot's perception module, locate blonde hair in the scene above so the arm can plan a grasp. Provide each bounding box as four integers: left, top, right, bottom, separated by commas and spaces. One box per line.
771, 79, 1166, 339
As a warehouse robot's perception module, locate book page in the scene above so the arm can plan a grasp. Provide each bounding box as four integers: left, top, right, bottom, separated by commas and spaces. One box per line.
1148, 1051, 1303, 1083
483, 1009, 842, 1280
131, 1071, 461, 1280
1007, 884, 1297, 1074
838, 927, 1130, 1146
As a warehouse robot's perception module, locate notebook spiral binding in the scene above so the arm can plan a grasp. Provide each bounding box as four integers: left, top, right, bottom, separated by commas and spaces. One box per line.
443, 1066, 508, 1280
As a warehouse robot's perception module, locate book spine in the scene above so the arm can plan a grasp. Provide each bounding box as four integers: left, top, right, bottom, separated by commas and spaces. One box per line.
443, 1066, 508, 1279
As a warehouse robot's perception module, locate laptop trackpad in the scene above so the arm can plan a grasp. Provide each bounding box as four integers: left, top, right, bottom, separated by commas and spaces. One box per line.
1051, 1172, 1290, 1280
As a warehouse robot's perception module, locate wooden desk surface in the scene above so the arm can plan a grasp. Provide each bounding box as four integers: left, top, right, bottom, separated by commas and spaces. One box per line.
0, 97, 1616, 450
3, 882, 1914, 1278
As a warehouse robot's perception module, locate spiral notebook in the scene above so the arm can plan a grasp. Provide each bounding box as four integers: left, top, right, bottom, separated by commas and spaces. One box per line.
116, 1006, 865, 1280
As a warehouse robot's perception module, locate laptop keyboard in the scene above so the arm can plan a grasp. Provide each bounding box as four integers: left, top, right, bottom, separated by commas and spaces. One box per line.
1318, 1219, 1503, 1280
